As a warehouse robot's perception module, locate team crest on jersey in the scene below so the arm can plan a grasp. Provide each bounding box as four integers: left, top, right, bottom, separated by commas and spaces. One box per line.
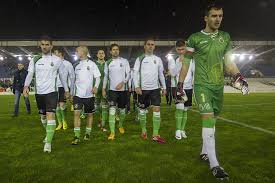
50, 62, 54, 66
154, 60, 156, 64
74, 104, 78, 109
87, 66, 90, 70
120, 63, 123, 67
219, 37, 225, 44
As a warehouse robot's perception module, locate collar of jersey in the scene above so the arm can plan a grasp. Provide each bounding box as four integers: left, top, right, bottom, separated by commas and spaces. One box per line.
80, 59, 89, 62
201, 30, 219, 37
97, 60, 105, 64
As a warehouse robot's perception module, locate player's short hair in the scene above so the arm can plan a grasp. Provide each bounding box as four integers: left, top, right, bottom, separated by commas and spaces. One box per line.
110, 44, 119, 51
77, 46, 89, 55
205, 3, 223, 16
40, 35, 53, 44
175, 40, 186, 48
97, 49, 105, 53
53, 47, 65, 56
144, 37, 155, 45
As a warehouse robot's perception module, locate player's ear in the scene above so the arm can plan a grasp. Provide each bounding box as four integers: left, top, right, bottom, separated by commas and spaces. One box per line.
204, 15, 208, 23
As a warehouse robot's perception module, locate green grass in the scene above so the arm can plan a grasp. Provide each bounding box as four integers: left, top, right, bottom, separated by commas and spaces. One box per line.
0, 93, 275, 183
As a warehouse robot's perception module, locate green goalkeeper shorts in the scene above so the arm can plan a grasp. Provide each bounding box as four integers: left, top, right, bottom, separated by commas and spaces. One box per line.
194, 85, 224, 116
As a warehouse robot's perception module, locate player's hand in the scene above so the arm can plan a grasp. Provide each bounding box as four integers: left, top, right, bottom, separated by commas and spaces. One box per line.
135, 87, 142, 95
231, 73, 249, 95
176, 82, 188, 102
23, 86, 29, 97
65, 91, 70, 99
92, 87, 98, 94
162, 89, 167, 96
102, 89, 106, 98
115, 82, 124, 90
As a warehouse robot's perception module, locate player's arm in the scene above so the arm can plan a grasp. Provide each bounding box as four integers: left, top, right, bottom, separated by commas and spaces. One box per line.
169, 58, 182, 77
58, 61, 69, 92
92, 63, 101, 94
68, 63, 75, 91
158, 58, 167, 96
23, 59, 34, 97
224, 35, 249, 95
133, 57, 142, 95
102, 62, 108, 97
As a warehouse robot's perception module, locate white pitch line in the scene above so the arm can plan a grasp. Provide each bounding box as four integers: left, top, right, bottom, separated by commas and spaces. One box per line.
224, 102, 275, 107
190, 109, 275, 136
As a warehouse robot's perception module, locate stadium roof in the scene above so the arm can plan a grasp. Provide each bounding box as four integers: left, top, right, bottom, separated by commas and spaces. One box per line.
0, 0, 275, 40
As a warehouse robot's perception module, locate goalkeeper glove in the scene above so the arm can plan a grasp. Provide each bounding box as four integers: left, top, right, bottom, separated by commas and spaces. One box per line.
176, 82, 188, 102
231, 73, 249, 95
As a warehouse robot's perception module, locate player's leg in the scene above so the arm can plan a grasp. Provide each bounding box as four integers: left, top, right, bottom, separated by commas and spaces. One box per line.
138, 90, 149, 139
117, 91, 127, 134
84, 97, 95, 141
94, 96, 102, 126
151, 89, 165, 143
23, 94, 31, 114
101, 98, 108, 131
44, 92, 58, 153
35, 94, 47, 129
55, 88, 63, 130
13, 90, 21, 116
180, 89, 193, 138
194, 85, 228, 179
107, 91, 118, 140
72, 96, 82, 145
59, 88, 67, 129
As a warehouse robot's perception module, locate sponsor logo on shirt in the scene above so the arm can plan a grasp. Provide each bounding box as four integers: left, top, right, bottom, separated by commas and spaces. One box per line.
87, 66, 90, 70
50, 62, 54, 66
154, 60, 156, 64
120, 63, 123, 67
38, 64, 44, 65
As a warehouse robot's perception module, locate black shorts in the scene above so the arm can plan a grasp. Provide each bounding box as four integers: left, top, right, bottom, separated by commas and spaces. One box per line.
171, 87, 177, 99
138, 89, 161, 109
73, 96, 95, 114
58, 87, 66, 103
35, 92, 58, 115
175, 89, 193, 108
107, 90, 127, 108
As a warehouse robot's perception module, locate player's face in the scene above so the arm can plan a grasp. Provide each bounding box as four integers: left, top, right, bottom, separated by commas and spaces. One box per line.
17, 63, 24, 70
144, 40, 155, 54
76, 47, 86, 59
110, 46, 119, 57
40, 40, 53, 54
97, 50, 105, 60
176, 46, 186, 55
53, 50, 63, 58
205, 9, 223, 31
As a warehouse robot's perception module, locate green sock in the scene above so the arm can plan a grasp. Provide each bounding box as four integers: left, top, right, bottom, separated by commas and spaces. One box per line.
153, 112, 161, 136
74, 127, 81, 138
118, 108, 126, 128
46, 120, 56, 143
55, 107, 62, 124
41, 118, 47, 129
85, 127, 92, 135
60, 106, 66, 122
102, 105, 108, 127
175, 109, 184, 130
109, 107, 116, 134
202, 118, 216, 128
139, 109, 147, 133
181, 110, 188, 131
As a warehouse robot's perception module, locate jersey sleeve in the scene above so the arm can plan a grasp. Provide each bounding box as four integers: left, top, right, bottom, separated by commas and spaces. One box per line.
93, 62, 101, 78
158, 58, 166, 89
133, 57, 141, 88
224, 33, 233, 55
27, 59, 34, 73
184, 35, 196, 62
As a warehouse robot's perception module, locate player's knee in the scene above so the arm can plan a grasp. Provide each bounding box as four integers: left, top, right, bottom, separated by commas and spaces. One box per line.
60, 105, 66, 111
109, 107, 116, 115
153, 111, 160, 117
102, 104, 108, 109
119, 108, 125, 114
139, 109, 146, 115
202, 117, 216, 128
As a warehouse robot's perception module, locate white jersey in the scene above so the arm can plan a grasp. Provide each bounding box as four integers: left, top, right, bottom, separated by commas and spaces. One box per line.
73, 59, 101, 98
27, 54, 67, 94
133, 54, 166, 90
170, 57, 195, 89
56, 59, 74, 88
103, 57, 130, 91
168, 57, 179, 87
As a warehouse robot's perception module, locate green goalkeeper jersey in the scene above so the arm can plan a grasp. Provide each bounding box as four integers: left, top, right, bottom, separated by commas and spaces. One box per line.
95, 60, 105, 93
184, 30, 232, 89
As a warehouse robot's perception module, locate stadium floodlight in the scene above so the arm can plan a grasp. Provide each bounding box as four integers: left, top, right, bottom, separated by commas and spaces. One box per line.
18, 56, 23, 61
239, 54, 245, 61
74, 55, 78, 61
28, 56, 32, 61
249, 55, 253, 60
0, 56, 4, 61
166, 53, 174, 60
230, 54, 236, 60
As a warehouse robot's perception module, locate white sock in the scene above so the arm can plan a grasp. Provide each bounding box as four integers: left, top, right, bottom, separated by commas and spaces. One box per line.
202, 127, 219, 168
201, 138, 207, 155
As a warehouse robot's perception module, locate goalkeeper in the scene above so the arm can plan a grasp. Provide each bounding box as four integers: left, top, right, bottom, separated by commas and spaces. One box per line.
177, 3, 248, 180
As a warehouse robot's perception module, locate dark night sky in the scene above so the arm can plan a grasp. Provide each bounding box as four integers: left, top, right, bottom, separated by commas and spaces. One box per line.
0, 0, 275, 40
